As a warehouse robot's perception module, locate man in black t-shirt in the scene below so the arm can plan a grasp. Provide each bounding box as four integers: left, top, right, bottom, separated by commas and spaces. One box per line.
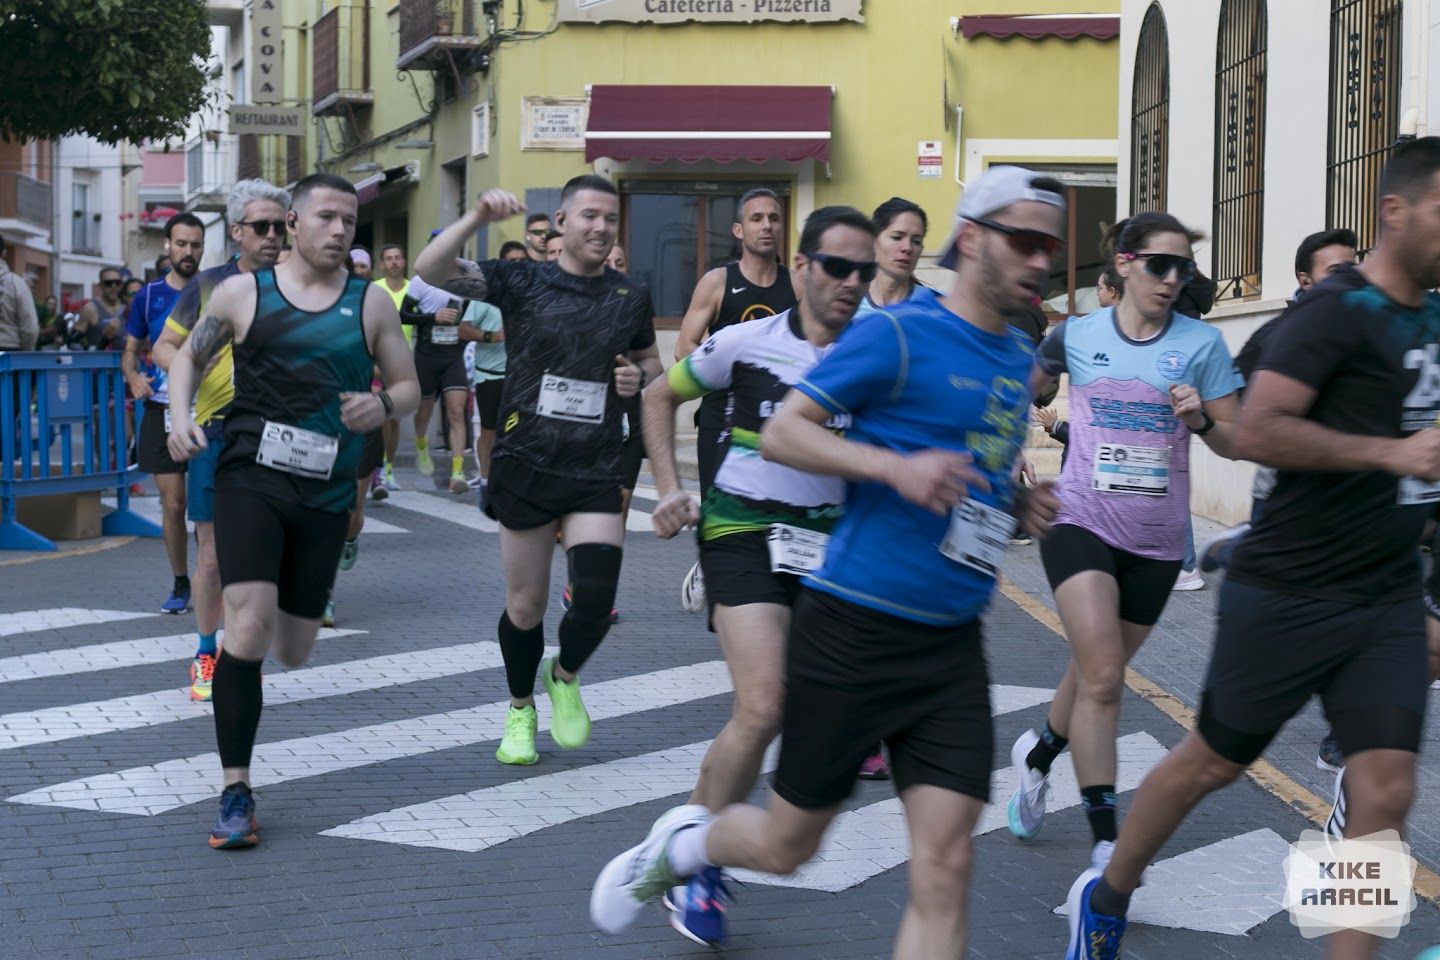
416, 175, 661, 769
1065, 138, 1440, 960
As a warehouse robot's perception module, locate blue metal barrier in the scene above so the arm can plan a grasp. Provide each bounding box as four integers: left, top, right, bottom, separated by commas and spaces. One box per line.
1, 351, 162, 550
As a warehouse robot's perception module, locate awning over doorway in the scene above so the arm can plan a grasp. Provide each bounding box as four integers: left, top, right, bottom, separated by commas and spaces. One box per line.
584, 85, 832, 164
959, 14, 1120, 42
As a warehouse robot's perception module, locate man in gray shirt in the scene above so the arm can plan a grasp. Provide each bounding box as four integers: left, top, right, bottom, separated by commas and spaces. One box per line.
0, 235, 39, 350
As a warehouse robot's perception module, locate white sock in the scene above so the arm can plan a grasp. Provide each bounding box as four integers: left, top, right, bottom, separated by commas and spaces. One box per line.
666, 820, 714, 877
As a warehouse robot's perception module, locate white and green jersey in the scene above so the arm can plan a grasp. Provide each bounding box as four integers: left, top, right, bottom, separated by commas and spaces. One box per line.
669, 310, 848, 540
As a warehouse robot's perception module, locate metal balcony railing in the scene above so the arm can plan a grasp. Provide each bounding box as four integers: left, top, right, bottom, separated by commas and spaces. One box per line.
397, 0, 480, 72
0, 172, 53, 228
314, 1, 373, 116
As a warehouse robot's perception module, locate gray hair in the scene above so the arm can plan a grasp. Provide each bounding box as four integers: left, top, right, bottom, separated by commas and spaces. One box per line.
226, 178, 292, 224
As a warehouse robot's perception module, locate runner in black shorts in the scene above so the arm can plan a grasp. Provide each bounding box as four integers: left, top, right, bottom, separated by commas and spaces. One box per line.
640, 208, 866, 945
166, 173, 418, 852
1065, 138, 1440, 960
414, 175, 661, 768
403, 271, 472, 494
592, 165, 1064, 957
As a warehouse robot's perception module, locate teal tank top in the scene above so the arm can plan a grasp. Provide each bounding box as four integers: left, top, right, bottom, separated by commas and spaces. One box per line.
218, 269, 374, 513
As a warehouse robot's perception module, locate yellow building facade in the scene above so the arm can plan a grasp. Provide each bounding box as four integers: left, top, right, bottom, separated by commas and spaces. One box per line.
289, 0, 1119, 323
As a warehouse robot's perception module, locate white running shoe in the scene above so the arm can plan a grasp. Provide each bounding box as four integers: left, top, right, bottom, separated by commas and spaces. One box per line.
1006, 729, 1050, 840
1172, 568, 1205, 591
680, 561, 706, 614
590, 805, 711, 934
1325, 766, 1346, 842
1090, 840, 1116, 873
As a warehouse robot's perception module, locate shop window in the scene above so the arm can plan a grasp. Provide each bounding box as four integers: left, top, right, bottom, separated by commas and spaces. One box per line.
1327, 0, 1402, 253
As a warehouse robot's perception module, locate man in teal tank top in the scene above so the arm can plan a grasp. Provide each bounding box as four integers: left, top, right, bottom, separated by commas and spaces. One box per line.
165, 173, 420, 851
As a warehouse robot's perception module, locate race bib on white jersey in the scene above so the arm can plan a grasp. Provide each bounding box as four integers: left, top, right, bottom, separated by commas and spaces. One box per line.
1092, 443, 1170, 496
767, 524, 829, 576
537, 373, 606, 424
429, 324, 460, 345
255, 420, 339, 480
939, 499, 1016, 578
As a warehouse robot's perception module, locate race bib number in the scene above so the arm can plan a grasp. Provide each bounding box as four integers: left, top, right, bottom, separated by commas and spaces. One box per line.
766, 524, 829, 575
1093, 443, 1170, 496
1399, 475, 1440, 506
537, 373, 606, 424
939, 500, 1016, 577
429, 324, 460, 345
255, 420, 339, 480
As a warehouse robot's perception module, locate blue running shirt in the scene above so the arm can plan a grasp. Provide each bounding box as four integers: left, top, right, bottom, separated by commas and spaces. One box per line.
795, 298, 1034, 626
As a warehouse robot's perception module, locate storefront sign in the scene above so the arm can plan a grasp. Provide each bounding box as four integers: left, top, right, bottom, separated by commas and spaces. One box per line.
251, 0, 284, 104
230, 106, 307, 137
918, 140, 942, 179
558, 0, 863, 25
522, 97, 589, 151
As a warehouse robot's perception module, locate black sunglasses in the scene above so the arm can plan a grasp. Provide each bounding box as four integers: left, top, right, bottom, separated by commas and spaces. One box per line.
527, 228, 549, 236
965, 217, 1063, 258
100, 278, 123, 287
238, 219, 287, 237
807, 252, 878, 283
1126, 252, 1198, 283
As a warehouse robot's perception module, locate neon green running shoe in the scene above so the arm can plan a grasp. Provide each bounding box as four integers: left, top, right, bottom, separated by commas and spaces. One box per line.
542, 657, 591, 749
496, 704, 539, 765
415, 444, 434, 477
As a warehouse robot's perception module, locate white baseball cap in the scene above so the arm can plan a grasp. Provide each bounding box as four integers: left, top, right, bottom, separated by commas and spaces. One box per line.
936, 165, 1067, 270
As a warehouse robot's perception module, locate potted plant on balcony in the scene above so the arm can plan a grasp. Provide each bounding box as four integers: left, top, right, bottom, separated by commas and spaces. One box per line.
434, 0, 454, 35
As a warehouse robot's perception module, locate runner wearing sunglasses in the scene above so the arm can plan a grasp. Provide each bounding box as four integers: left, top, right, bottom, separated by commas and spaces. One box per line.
1007, 213, 1243, 874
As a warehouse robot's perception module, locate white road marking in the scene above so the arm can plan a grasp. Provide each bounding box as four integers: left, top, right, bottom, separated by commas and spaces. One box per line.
0, 638, 506, 752
736, 731, 1166, 893
384, 490, 499, 533
0, 628, 363, 684
321, 686, 1054, 852
9, 660, 730, 814
0, 609, 154, 639
1054, 828, 1291, 935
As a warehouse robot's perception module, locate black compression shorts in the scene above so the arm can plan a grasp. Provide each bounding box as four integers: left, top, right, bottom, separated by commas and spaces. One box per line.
138, 402, 186, 475
1040, 523, 1181, 627
484, 457, 622, 530
213, 487, 349, 619
415, 348, 468, 399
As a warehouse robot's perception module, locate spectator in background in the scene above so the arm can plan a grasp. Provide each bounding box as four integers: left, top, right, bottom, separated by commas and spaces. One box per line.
524, 212, 551, 262
122, 277, 144, 304
35, 293, 63, 348
155, 255, 173, 278
350, 247, 373, 280
544, 230, 564, 262
499, 240, 528, 261
72, 267, 127, 350
0, 234, 39, 350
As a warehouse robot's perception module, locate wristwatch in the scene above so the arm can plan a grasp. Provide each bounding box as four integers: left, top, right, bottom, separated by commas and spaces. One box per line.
482, 330, 493, 343
1192, 410, 1215, 436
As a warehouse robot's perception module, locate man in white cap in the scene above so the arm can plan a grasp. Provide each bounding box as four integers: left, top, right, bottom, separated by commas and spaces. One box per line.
589, 165, 1066, 956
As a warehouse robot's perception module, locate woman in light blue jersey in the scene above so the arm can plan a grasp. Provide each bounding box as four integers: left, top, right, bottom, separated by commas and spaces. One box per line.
856, 197, 937, 319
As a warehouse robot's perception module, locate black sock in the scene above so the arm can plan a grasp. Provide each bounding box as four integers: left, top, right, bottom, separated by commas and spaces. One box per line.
557, 543, 623, 675
174, 575, 191, 593
1089, 876, 1132, 917
1026, 722, 1069, 775
498, 610, 545, 700
1081, 785, 1118, 843
212, 650, 264, 770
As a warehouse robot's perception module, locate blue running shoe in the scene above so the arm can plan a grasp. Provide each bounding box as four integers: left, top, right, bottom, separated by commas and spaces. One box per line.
1065, 868, 1126, 960
208, 782, 258, 850
671, 866, 730, 947
161, 585, 191, 615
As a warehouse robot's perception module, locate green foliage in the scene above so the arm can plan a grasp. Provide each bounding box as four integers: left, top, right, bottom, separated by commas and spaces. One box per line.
0, 0, 214, 144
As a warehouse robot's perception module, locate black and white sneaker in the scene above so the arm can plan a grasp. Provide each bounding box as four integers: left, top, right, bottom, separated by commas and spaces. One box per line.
1198, 523, 1250, 573
1324, 766, 1346, 842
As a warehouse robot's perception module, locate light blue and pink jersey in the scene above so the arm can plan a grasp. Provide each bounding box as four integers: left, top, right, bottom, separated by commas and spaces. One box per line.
1035, 307, 1242, 560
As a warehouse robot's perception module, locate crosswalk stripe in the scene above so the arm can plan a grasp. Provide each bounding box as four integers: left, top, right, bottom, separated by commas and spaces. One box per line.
355, 516, 408, 534
322, 685, 1054, 853
735, 731, 1167, 892
384, 490, 498, 533
9, 660, 732, 815
0, 628, 364, 684
0, 608, 154, 639
0, 637, 512, 753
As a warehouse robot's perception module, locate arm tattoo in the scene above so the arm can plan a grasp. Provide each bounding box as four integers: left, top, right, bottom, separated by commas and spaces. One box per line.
121, 338, 140, 376
188, 314, 233, 367
438, 258, 489, 300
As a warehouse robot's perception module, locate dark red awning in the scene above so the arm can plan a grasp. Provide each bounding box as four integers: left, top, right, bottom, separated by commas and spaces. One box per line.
585, 85, 832, 165
960, 14, 1119, 42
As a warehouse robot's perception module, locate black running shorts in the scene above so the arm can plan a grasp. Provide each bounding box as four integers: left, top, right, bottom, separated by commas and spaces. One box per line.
213, 487, 349, 620
415, 348, 468, 399
138, 402, 186, 475
698, 531, 802, 632
774, 589, 993, 809
484, 457, 622, 530
473, 378, 503, 430
1199, 579, 1428, 765
1040, 523, 1181, 627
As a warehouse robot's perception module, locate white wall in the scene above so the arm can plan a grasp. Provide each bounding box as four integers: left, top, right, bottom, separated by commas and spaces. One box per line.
56, 136, 125, 294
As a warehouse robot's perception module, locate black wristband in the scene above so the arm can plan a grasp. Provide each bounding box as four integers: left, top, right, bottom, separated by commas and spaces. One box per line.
1192, 410, 1215, 436
378, 390, 394, 417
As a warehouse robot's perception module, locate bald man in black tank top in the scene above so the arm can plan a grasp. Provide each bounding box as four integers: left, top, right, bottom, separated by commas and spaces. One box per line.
674, 189, 798, 613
